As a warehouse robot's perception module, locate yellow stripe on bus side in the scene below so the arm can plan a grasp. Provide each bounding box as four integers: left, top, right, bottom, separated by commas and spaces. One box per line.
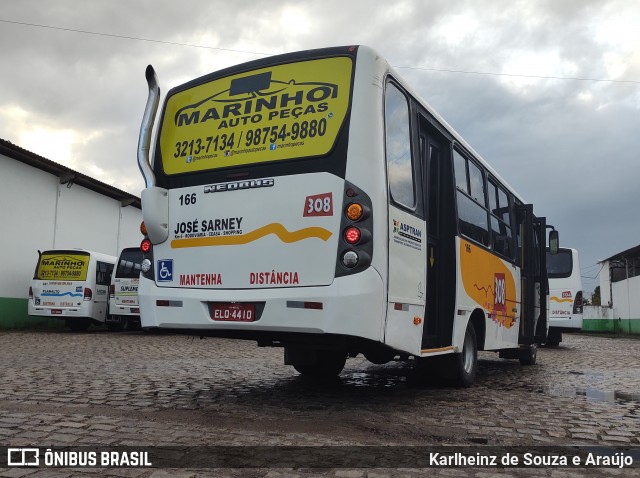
550, 296, 574, 303
171, 223, 332, 249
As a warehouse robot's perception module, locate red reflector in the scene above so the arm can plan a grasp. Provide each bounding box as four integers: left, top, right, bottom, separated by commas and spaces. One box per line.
344, 227, 361, 244
154, 300, 183, 307
140, 239, 151, 253
304, 302, 323, 310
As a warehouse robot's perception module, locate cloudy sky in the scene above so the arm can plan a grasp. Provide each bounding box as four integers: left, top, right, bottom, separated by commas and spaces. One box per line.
1, 0, 638, 296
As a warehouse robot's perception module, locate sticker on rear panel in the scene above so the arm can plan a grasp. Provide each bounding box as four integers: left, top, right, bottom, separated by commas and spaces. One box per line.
157, 260, 174, 282
303, 192, 333, 217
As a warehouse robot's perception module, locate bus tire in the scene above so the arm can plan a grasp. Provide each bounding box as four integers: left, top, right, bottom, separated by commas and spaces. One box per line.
519, 344, 537, 366
66, 318, 90, 332
287, 348, 347, 377
545, 329, 562, 347
443, 322, 477, 387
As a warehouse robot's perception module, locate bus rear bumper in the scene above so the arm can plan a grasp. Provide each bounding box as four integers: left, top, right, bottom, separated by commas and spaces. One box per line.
139, 268, 385, 343
109, 303, 141, 317
549, 317, 583, 330
28, 303, 87, 319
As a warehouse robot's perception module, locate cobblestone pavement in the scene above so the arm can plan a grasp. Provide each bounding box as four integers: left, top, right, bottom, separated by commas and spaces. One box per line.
0, 330, 638, 477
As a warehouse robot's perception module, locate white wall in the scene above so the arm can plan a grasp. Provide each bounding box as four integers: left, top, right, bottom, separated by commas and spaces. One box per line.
55, 182, 121, 253
612, 274, 640, 320
118, 205, 144, 251
0, 153, 142, 299
583, 305, 614, 320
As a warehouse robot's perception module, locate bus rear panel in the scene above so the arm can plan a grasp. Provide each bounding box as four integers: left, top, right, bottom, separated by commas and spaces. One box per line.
139, 47, 387, 352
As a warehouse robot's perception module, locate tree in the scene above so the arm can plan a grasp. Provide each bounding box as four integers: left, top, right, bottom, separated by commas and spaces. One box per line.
591, 286, 601, 306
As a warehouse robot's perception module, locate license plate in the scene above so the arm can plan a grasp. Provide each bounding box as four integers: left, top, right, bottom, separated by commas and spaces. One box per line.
51, 309, 62, 315
210, 303, 255, 322
130, 308, 140, 314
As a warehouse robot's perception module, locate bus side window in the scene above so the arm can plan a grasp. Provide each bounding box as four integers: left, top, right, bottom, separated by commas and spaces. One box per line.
96, 261, 114, 286
385, 82, 415, 209
514, 198, 523, 266
489, 179, 515, 261
454, 149, 489, 246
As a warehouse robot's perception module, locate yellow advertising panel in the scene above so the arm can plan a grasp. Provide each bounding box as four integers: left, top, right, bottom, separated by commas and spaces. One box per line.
37, 254, 90, 281
159, 57, 353, 174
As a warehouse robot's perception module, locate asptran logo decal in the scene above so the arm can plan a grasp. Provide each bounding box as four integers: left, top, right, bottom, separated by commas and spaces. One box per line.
204, 178, 274, 194
157, 260, 173, 282
173, 71, 337, 128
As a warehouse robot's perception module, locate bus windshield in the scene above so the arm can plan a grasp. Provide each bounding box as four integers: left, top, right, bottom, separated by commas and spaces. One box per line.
546, 249, 573, 278
158, 56, 353, 175
116, 249, 143, 279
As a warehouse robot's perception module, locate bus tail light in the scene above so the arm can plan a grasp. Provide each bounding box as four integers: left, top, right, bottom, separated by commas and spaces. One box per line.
342, 251, 359, 268
344, 227, 361, 245
141, 259, 152, 273
573, 291, 583, 314
141, 238, 152, 253
346, 203, 364, 221
109, 284, 115, 299
83, 288, 93, 301
335, 181, 373, 278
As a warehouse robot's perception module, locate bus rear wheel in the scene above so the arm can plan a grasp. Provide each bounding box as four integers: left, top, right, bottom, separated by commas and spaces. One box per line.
442, 322, 477, 387
545, 328, 562, 347
285, 347, 347, 377
519, 344, 538, 365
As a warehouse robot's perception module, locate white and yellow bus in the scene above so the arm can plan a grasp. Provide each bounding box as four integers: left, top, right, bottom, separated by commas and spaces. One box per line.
546, 247, 583, 346
136, 45, 558, 386
28, 249, 116, 331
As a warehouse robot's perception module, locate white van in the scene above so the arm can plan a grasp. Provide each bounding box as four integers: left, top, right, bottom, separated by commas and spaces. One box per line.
107, 247, 143, 330
28, 249, 116, 331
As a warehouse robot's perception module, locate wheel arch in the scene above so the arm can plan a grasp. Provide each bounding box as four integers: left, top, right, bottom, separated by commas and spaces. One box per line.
469, 308, 486, 351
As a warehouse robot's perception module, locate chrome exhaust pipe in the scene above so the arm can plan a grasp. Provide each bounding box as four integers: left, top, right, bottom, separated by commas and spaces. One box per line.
137, 65, 160, 188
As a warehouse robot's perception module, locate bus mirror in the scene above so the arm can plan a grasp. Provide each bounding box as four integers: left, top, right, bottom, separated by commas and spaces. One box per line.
549, 230, 559, 255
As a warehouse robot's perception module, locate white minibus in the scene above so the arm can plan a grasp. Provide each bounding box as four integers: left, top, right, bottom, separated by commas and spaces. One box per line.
107, 247, 143, 330
28, 249, 116, 331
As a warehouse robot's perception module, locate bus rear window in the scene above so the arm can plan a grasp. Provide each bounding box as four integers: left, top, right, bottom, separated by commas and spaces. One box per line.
36, 252, 90, 281
158, 56, 353, 175
546, 249, 573, 278
116, 249, 143, 279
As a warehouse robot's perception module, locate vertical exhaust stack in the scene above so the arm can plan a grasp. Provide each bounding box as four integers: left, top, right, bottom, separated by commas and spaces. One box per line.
137, 65, 160, 189
138, 65, 169, 245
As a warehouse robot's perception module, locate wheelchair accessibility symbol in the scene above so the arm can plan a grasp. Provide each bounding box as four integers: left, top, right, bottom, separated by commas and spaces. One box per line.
157, 260, 173, 282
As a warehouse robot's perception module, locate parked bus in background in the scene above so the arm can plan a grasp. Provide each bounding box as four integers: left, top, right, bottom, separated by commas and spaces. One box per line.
107, 247, 143, 330
136, 45, 558, 386
28, 249, 116, 331
546, 247, 583, 346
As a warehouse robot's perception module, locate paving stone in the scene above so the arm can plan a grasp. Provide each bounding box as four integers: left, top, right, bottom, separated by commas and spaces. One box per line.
0, 331, 636, 477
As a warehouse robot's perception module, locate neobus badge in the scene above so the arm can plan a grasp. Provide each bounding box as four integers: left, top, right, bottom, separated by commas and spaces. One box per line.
204, 178, 274, 194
